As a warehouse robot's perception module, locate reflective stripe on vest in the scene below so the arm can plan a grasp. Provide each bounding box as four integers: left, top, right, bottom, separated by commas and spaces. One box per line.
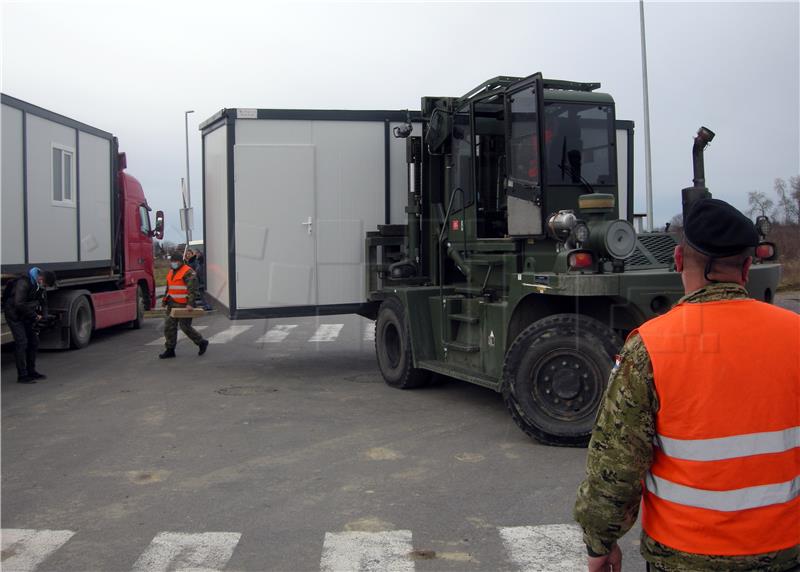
645, 473, 800, 512
655, 426, 800, 462
166, 265, 191, 304
635, 298, 800, 556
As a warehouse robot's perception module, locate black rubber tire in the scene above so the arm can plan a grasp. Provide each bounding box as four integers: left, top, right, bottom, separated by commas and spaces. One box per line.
69, 296, 93, 349
502, 313, 622, 447
131, 285, 145, 329
375, 297, 432, 389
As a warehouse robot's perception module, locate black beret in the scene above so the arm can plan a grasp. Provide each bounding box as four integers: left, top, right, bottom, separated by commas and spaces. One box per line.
169, 253, 184, 262
684, 198, 759, 257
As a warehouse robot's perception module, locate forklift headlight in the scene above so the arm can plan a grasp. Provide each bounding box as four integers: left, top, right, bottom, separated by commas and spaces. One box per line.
572, 222, 590, 244
755, 215, 771, 238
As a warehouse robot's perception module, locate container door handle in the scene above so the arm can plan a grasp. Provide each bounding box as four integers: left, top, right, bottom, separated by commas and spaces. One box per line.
301, 216, 313, 235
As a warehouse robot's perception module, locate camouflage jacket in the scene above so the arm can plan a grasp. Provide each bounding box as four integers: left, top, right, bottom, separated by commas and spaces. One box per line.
574, 283, 800, 572
164, 265, 199, 307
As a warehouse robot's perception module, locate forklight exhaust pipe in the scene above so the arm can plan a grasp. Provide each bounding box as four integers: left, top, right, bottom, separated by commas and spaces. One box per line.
682, 126, 715, 220
692, 126, 715, 188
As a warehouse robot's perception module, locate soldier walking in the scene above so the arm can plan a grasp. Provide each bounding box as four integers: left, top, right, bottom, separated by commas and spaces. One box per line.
574, 199, 799, 571
159, 253, 209, 359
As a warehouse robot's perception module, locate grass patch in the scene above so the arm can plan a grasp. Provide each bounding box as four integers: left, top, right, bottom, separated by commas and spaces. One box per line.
773, 224, 800, 292
154, 259, 170, 289
778, 259, 800, 292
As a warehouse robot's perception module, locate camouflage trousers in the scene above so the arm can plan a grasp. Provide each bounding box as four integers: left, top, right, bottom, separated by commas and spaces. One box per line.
163, 314, 204, 350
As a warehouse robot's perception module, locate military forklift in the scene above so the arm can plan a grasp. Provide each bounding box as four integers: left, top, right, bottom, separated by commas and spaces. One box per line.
363, 73, 781, 446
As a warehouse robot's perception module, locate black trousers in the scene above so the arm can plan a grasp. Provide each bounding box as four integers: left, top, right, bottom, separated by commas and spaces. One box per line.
6, 316, 38, 376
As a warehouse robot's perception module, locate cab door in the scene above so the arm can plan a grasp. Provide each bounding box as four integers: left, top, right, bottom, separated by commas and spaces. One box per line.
505, 77, 544, 236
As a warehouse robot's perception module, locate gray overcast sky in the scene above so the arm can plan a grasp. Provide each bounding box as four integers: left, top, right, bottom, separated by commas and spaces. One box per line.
2, 0, 798, 242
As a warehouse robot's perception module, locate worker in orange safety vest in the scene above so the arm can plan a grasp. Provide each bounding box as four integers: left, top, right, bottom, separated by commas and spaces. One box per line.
574, 198, 799, 572
159, 253, 209, 359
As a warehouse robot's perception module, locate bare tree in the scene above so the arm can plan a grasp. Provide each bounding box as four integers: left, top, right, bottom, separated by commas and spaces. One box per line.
790, 175, 800, 220
775, 177, 799, 224
664, 213, 684, 237
746, 190, 775, 219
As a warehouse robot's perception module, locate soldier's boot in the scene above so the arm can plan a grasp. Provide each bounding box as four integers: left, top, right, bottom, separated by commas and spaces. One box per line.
17, 374, 36, 384
198, 339, 209, 356
159, 348, 176, 359
27, 354, 46, 379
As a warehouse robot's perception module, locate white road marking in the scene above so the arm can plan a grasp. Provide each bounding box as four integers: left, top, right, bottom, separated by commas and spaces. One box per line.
256, 324, 297, 344
363, 321, 376, 342
147, 326, 208, 346
309, 324, 344, 343
1, 528, 75, 572
131, 531, 241, 572
498, 524, 587, 572
208, 325, 253, 344
320, 530, 414, 572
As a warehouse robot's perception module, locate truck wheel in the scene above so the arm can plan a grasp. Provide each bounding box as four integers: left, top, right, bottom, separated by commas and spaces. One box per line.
502, 313, 622, 447
69, 296, 93, 349
131, 285, 145, 329
375, 297, 431, 389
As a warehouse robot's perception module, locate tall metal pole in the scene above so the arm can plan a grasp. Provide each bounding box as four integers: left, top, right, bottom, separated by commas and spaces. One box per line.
184, 110, 195, 243
639, 0, 654, 231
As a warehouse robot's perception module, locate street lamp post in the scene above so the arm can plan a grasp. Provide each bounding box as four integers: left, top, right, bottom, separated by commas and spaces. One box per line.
183, 110, 195, 250
639, 0, 654, 232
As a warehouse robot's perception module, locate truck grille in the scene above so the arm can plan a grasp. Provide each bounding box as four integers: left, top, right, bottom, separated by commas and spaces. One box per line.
625, 233, 677, 269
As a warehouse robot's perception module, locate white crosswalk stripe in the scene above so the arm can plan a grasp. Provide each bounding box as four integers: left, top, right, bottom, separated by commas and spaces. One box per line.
363, 321, 376, 342
498, 524, 586, 572
320, 530, 414, 572
0, 524, 590, 571
1, 528, 75, 572
146, 326, 208, 346
256, 324, 298, 344
131, 531, 241, 572
309, 324, 344, 342
208, 325, 253, 344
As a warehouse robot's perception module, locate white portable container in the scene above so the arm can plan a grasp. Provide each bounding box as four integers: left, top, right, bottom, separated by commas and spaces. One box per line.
2, 94, 115, 272
200, 108, 421, 318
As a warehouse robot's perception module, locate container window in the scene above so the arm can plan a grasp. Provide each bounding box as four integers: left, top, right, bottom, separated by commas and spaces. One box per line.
52, 144, 76, 206
52, 148, 62, 201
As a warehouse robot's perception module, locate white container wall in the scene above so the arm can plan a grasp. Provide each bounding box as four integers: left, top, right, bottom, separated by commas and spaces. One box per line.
200, 109, 420, 318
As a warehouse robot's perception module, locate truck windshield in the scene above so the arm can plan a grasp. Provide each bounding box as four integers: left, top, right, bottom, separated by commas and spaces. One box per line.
543, 102, 615, 186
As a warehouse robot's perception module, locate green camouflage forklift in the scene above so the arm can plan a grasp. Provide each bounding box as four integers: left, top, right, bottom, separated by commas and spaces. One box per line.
363, 73, 780, 446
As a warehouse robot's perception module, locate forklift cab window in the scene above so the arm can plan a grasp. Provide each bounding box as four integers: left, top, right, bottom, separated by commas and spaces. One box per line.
474, 98, 508, 238
508, 89, 539, 186
450, 105, 472, 213
138, 205, 152, 236
544, 103, 615, 186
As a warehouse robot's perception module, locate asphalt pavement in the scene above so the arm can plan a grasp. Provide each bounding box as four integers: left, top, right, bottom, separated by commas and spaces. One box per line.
2, 294, 799, 571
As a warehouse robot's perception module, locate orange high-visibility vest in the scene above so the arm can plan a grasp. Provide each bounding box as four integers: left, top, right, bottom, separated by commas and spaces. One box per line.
165, 265, 191, 305
633, 298, 800, 556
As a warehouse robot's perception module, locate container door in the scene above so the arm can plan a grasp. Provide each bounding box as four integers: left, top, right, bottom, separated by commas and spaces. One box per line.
234, 144, 316, 309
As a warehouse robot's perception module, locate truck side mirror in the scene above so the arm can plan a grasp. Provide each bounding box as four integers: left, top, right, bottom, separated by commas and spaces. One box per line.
154, 210, 165, 240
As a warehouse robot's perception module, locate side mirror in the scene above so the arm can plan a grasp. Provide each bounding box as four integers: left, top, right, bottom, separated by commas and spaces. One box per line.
154, 210, 165, 240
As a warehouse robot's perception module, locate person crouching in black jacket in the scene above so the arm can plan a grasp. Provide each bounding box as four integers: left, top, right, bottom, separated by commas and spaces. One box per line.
2, 267, 56, 383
